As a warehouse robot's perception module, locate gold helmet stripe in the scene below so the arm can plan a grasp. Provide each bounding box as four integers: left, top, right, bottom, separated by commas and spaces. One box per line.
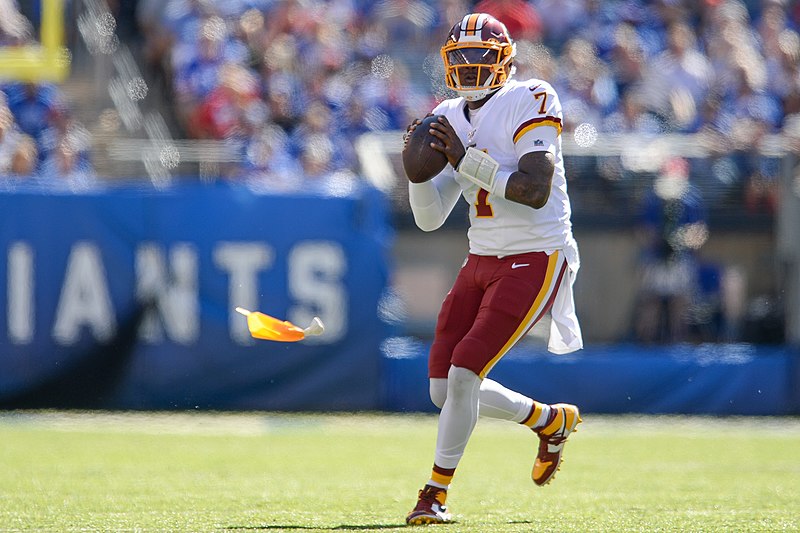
464, 13, 481, 35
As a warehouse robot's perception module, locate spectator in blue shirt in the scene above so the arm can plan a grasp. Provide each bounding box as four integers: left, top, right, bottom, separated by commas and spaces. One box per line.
634, 156, 709, 343
2, 83, 65, 163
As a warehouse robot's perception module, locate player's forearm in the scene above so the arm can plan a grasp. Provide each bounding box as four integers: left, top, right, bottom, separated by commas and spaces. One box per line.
408, 176, 460, 231
505, 170, 552, 209
409, 182, 447, 231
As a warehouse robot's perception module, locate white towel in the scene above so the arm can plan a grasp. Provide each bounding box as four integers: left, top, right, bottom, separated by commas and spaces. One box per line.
548, 239, 583, 354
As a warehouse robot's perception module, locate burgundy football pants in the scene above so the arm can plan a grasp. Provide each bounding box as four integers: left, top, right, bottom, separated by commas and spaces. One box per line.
429, 250, 568, 379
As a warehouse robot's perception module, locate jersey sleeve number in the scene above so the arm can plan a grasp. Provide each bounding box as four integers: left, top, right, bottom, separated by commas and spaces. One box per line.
532, 91, 548, 114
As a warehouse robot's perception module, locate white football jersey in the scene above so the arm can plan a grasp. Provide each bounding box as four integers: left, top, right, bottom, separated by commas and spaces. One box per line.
431, 78, 578, 263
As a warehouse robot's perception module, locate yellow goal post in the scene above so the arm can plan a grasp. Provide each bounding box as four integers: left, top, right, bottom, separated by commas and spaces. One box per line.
0, 0, 69, 83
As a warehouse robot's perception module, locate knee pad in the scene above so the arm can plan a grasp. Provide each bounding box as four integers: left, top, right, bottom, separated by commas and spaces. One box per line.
429, 378, 447, 409
446, 365, 481, 402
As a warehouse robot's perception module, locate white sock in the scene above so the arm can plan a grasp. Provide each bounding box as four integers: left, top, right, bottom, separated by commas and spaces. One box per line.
478, 378, 535, 422
426, 479, 448, 489
531, 403, 551, 429
433, 366, 481, 469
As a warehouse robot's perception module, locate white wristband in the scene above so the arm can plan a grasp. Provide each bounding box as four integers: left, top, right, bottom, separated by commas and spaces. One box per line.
457, 147, 499, 190
457, 147, 511, 198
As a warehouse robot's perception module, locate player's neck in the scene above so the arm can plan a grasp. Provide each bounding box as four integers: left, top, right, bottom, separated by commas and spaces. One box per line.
464, 92, 496, 123
466, 92, 494, 111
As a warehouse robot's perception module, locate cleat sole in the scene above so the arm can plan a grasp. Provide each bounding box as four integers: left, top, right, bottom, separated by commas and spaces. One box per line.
407, 515, 449, 526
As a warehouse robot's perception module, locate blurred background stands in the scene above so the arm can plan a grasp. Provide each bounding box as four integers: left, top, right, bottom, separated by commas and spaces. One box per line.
1, 0, 800, 344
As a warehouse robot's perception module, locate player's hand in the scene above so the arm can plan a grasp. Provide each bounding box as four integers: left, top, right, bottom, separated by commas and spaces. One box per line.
427, 116, 466, 168
403, 113, 434, 148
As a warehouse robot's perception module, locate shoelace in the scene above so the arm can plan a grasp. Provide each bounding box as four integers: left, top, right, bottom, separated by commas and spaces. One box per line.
539, 408, 570, 441
415, 487, 444, 508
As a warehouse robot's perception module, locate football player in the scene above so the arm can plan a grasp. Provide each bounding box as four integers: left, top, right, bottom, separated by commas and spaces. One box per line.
405, 13, 584, 525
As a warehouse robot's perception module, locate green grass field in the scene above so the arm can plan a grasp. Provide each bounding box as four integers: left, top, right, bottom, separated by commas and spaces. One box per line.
1, 412, 798, 532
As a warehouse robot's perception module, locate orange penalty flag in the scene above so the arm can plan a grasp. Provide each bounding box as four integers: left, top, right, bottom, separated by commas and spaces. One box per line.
235, 307, 324, 342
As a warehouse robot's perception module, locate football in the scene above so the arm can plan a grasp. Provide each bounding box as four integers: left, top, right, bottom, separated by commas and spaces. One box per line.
402, 115, 449, 183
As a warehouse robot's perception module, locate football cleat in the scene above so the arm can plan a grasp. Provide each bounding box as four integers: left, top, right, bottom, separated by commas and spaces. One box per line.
532, 403, 582, 486
406, 484, 452, 525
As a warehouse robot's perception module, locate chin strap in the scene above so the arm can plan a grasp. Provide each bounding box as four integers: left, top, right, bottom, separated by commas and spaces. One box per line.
457, 86, 499, 102
459, 91, 489, 102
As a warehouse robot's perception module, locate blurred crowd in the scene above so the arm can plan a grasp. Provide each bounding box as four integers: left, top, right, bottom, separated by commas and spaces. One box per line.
0, 0, 95, 189
134, 0, 444, 191
0, 83, 96, 190
127, 0, 800, 204
2, 0, 800, 202
2, 0, 800, 201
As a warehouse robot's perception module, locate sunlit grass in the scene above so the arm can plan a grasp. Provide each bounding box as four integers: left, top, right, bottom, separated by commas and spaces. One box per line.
0, 412, 798, 531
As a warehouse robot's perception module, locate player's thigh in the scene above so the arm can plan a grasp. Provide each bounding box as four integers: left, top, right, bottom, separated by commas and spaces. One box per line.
452, 252, 565, 377
429, 267, 483, 379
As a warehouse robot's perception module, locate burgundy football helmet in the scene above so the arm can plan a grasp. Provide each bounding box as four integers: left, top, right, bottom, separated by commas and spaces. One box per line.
440, 13, 516, 101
